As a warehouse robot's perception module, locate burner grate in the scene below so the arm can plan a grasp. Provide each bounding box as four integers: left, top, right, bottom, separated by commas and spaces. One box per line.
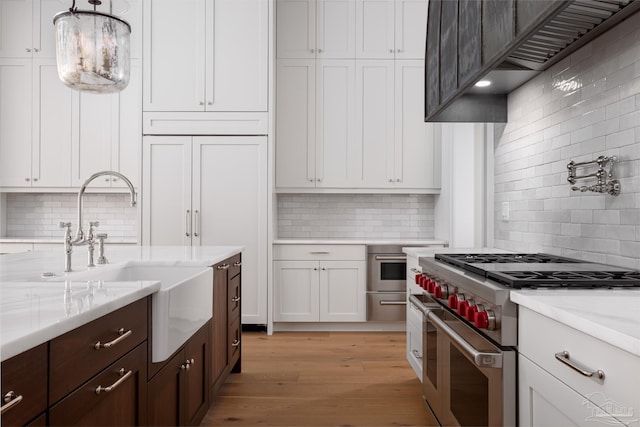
487, 270, 640, 289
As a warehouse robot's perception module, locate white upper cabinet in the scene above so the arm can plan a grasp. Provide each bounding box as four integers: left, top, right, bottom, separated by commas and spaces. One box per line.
395, 0, 427, 59
143, 0, 268, 113
355, 0, 427, 59
0, 0, 58, 58
276, 0, 355, 59
355, 0, 395, 59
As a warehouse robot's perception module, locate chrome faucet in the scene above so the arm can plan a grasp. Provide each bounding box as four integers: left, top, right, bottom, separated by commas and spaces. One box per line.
59, 171, 136, 272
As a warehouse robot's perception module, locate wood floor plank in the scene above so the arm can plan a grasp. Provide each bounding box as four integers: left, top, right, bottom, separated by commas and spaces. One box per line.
200, 331, 434, 427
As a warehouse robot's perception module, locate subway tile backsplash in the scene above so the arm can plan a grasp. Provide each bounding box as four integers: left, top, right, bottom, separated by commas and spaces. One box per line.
277, 194, 435, 240
3, 193, 137, 240
494, 12, 640, 269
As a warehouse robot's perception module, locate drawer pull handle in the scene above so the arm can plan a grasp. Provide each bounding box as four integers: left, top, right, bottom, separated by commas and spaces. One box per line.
231, 296, 240, 303
95, 328, 132, 350
555, 351, 605, 380
0, 391, 23, 414
217, 263, 230, 270
379, 300, 407, 306
233, 261, 242, 267
232, 339, 240, 347
95, 368, 132, 394
309, 251, 330, 255
411, 349, 423, 360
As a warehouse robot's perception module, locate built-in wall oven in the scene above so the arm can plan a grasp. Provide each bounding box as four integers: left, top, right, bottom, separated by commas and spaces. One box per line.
366, 245, 408, 321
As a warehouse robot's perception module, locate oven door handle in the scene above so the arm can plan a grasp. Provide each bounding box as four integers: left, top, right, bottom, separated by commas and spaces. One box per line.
426, 310, 503, 369
374, 255, 407, 261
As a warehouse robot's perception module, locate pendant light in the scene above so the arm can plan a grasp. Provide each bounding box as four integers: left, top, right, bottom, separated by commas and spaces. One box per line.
53, 0, 131, 94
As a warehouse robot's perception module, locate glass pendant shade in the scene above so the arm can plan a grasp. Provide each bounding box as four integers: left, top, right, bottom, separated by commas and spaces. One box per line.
54, 9, 131, 93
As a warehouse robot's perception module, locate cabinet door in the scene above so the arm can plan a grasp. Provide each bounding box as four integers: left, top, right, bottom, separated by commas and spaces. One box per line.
395, 0, 427, 59
273, 260, 320, 322
0, 59, 32, 187
356, 60, 394, 188
0, 0, 32, 57
34, 0, 60, 59
319, 260, 366, 322
184, 323, 210, 426
32, 58, 73, 187
316, 60, 358, 187
147, 349, 184, 427
193, 137, 267, 324
276, 0, 315, 59
355, 0, 394, 59
394, 60, 440, 189
142, 136, 192, 245
316, 0, 355, 58
50, 343, 147, 426
207, 0, 268, 112
143, 0, 206, 112
519, 355, 627, 427
275, 59, 316, 188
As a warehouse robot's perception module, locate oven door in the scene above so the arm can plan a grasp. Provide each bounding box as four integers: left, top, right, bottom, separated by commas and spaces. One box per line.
428, 309, 516, 427
367, 254, 407, 292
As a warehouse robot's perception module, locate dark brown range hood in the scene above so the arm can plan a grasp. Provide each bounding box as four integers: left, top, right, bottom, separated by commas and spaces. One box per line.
425, 0, 640, 123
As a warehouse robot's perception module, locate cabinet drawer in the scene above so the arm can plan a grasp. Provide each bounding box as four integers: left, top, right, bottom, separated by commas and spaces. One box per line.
228, 317, 241, 367
274, 244, 366, 261
1, 343, 47, 427
50, 343, 147, 426
519, 307, 639, 417
228, 253, 242, 279
228, 273, 241, 323
49, 298, 148, 404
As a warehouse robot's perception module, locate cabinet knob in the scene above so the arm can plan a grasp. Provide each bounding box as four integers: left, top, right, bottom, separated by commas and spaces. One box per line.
199, 102, 204, 106
389, 179, 394, 183
25, 178, 30, 182
32, 178, 38, 182
396, 178, 402, 183
25, 48, 31, 52
33, 48, 39, 52
389, 49, 394, 53
207, 101, 213, 106
318, 49, 323, 53
397, 49, 402, 53
310, 49, 315, 53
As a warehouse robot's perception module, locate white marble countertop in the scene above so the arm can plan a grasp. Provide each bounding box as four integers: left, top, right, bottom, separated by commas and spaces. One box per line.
511, 290, 640, 357
274, 239, 448, 246
0, 245, 242, 361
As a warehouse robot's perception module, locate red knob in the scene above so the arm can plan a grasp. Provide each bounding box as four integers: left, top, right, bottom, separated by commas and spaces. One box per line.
448, 295, 458, 309
415, 274, 421, 285
466, 305, 479, 322
427, 279, 436, 294
458, 300, 470, 317
475, 311, 489, 329
434, 285, 442, 298
420, 276, 427, 289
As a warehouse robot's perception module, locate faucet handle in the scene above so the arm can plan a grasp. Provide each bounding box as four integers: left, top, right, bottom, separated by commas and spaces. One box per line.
59, 222, 72, 229
89, 221, 100, 228
96, 233, 108, 241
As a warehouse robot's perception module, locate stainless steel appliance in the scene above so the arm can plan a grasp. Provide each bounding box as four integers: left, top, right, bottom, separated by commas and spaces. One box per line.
366, 245, 408, 321
410, 252, 640, 427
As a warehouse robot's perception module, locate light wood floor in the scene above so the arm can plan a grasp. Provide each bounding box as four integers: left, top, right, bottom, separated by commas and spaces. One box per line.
201, 331, 434, 427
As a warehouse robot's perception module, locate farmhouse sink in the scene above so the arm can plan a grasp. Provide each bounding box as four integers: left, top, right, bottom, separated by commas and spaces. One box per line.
61, 263, 213, 362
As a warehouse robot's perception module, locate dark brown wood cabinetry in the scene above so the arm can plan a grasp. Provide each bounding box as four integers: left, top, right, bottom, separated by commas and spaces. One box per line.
49, 343, 147, 426
211, 254, 242, 395
147, 323, 210, 426
1, 343, 48, 427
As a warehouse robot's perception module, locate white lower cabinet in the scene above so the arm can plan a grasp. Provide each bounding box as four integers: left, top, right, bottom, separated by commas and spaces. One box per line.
273, 245, 366, 322
142, 135, 268, 325
518, 307, 638, 427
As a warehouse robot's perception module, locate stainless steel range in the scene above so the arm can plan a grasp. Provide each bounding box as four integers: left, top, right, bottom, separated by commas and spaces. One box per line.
409, 252, 640, 427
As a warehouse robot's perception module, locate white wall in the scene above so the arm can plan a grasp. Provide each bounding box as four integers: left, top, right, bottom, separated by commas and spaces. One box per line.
494, 12, 640, 269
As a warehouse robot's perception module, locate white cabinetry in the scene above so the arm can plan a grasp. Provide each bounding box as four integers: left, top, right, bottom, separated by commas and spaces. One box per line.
276, 0, 355, 59
142, 136, 268, 325
355, 0, 427, 59
273, 245, 366, 322
0, 0, 143, 190
275, 0, 439, 192
519, 307, 638, 426
405, 253, 422, 380
143, 0, 268, 135
72, 61, 142, 189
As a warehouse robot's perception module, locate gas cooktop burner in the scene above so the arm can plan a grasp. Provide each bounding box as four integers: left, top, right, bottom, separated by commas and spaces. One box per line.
488, 270, 640, 289
435, 253, 580, 266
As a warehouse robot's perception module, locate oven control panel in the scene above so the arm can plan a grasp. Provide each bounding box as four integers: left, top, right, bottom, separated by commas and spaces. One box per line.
415, 272, 499, 332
